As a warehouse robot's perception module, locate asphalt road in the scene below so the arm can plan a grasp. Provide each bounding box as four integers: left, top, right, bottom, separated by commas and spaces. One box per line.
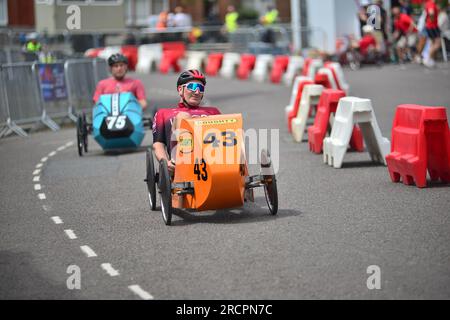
0, 63, 449, 300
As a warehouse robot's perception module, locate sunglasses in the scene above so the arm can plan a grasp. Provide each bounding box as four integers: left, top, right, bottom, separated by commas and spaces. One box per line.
184, 82, 205, 94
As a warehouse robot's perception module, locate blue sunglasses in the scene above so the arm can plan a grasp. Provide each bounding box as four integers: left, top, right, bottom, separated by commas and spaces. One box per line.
184, 82, 205, 93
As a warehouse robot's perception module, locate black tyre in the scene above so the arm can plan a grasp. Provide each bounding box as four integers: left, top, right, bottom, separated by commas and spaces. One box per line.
82, 112, 88, 153
158, 159, 173, 226
146, 149, 157, 211
261, 149, 278, 215
76, 115, 84, 157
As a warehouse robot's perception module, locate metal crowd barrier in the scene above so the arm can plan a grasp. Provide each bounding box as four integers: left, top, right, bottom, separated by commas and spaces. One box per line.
1, 58, 108, 138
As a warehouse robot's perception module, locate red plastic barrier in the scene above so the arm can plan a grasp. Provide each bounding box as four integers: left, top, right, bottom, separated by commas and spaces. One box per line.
159, 50, 182, 74
307, 89, 346, 153
85, 48, 104, 58
307, 89, 363, 153
237, 54, 256, 80
205, 53, 224, 76
287, 79, 314, 133
314, 73, 332, 89
324, 62, 342, 91
270, 56, 290, 84
302, 58, 312, 77
161, 42, 186, 57
121, 45, 138, 71
386, 105, 450, 188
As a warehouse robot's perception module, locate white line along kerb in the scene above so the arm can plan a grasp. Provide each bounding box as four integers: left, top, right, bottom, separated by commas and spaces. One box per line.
128, 285, 154, 300
33, 176, 40, 182
65, 141, 74, 147
33, 169, 41, 176
34, 184, 42, 191
38, 193, 46, 200
64, 229, 77, 240
41, 157, 48, 163
101, 263, 120, 277
35, 163, 43, 169
80, 245, 97, 258
57, 146, 66, 152
48, 151, 57, 157
51, 216, 63, 224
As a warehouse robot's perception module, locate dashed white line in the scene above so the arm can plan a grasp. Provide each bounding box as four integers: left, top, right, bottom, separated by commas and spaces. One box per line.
42, 205, 51, 211
33, 169, 41, 176
34, 184, 42, 191
101, 263, 120, 277
80, 245, 97, 258
51, 216, 63, 224
48, 151, 57, 157
65, 141, 74, 147
33, 176, 40, 182
64, 229, 78, 240
128, 285, 154, 300
38, 193, 46, 200
41, 157, 48, 163
57, 146, 66, 151
35, 163, 43, 169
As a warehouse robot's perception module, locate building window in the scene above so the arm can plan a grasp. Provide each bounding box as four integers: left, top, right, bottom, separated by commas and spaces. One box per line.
125, 0, 168, 27
56, 0, 123, 5
0, 0, 7, 26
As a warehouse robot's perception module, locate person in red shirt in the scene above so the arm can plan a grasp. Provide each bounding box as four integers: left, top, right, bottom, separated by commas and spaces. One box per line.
392, 6, 418, 63
93, 53, 148, 110
423, 0, 441, 67
358, 25, 378, 57
152, 70, 221, 174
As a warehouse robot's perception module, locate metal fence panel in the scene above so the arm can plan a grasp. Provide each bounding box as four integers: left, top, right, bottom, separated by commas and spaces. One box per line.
93, 58, 109, 83
0, 66, 9, 127
65, 59, 98, 115
2, 62, 43, 125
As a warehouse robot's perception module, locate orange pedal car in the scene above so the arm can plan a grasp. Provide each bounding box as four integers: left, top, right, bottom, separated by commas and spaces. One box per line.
145, 114, 278, 225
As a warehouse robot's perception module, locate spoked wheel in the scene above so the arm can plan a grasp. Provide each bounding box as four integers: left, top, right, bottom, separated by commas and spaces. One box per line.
145, 149, 157, 211
76, 114, 84, 157
261, 149, 278, 215
158, 159, 173, 226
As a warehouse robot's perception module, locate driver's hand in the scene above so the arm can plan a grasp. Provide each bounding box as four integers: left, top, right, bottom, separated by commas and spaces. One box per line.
168, 159, 176, 175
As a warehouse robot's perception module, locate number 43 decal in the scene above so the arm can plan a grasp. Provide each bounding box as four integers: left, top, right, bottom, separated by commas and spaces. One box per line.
194, 158, 208, 181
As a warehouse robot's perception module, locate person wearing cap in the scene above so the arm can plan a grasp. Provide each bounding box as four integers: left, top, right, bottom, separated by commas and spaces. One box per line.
152, 69, 221, 174
357, 25, 378, 59
93, 53, 147, 110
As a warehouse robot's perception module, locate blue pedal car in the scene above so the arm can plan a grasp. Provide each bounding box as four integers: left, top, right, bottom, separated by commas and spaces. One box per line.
76, 92, 151, 156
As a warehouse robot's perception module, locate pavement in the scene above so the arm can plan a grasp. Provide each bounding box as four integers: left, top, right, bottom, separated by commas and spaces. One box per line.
0, 62, 449, 300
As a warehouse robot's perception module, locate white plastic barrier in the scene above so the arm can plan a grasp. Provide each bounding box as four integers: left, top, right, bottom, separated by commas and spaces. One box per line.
97, 46, 122, 61
323, 97, 390, 168
285, 76, 312, 121
325, 62, 350, 94
219, 52, 241, 79
186, 51, 207, 71
282, 56, 305, 86
251, 54, 274, 82
291, 84, 323, 143
136, 44, 163, 73
305, 59, 323, 79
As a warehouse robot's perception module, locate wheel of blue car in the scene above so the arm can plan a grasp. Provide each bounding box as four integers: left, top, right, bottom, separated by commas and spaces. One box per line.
158, 159, 172, 226
261, 149, 278, 215
82, 112, 88, 153
76, 115, 84, 157
146, 149, 157, 211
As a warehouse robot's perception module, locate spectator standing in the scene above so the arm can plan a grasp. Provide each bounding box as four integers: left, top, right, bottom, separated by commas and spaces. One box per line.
423, 0, 441, 68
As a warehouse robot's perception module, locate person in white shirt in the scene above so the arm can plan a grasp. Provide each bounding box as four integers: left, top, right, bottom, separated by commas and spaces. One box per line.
172, 6, 192, 28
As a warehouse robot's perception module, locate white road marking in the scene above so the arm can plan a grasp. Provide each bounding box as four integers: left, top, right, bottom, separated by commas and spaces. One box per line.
38, 193, 46, 200
65, 141, 74, 147
33, 176, 40, 182
80, 245, 97, 258
64, 229, 77, 240
41, 157, 48, 163
33, 169, 41, 175
101, 263, 120, 277
34, 184, 42, 191
128, 285, 154, 300
42, 205, 51, 211
57, 146, 66, 151
48, 151, 57, 157
35, 163, 43, 169
51, 216, 63, 224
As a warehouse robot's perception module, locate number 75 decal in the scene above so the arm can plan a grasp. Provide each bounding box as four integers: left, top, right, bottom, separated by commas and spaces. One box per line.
106, 116, 126, 130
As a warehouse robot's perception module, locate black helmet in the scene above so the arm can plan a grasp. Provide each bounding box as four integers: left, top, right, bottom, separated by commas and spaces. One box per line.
177, 69, 206, 87
108, 53, 128, 66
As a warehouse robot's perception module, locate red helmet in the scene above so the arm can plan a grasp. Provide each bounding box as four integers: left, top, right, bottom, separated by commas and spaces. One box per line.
177, 69, 206, 87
